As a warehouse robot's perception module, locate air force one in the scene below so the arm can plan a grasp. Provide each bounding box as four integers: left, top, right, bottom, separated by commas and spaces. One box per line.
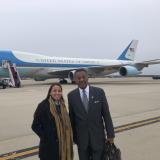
0, 40, 160, 85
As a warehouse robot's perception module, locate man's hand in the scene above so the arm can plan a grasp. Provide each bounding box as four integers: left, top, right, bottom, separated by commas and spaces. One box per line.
107, 138, 114, 144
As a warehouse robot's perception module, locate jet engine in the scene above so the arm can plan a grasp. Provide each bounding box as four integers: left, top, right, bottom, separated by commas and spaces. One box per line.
68, 70, 76, 81
119, 66, 141, 76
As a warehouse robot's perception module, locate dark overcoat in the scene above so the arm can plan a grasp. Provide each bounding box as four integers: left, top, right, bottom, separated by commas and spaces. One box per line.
32, 99, 59, 160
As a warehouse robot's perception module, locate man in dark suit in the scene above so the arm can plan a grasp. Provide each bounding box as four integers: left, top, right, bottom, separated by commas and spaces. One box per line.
68, 69, 115, 160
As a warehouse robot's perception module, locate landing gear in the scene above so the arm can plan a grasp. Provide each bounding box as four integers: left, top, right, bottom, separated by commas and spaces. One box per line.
59, 79, 68, 84
71, 81, 76, 84
59, 79, 76, 84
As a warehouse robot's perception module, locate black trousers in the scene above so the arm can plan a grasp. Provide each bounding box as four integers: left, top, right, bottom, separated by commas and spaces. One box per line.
78, 146, 103, 160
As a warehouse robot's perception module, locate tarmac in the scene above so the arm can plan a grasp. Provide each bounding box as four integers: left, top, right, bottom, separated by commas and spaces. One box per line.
0, 77, 160, 160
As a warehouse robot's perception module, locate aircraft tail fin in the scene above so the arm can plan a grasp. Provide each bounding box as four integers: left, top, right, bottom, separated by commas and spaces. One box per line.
117, 40, 138, 61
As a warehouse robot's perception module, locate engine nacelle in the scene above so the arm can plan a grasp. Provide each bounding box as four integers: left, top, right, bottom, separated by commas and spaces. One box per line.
33, 69, 51, 81
68, 70, 76, 81
119, 66, 141, 76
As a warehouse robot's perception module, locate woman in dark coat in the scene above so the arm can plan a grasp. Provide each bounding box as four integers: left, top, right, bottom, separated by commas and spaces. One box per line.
32, 83, 73, 160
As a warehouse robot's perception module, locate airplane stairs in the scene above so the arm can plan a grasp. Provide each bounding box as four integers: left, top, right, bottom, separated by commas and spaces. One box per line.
2, 60, 21, 88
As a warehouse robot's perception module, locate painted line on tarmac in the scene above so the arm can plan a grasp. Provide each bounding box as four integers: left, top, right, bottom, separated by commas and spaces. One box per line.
114, 115, 160, 133
0, 116, 160, 160
0, 146, 38, 160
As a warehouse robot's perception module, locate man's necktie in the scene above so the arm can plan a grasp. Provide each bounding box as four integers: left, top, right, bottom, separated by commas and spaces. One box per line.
82, 89, 89, 112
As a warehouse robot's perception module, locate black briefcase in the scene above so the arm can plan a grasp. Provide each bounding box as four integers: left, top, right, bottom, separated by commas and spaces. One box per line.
103, 141, 121, 160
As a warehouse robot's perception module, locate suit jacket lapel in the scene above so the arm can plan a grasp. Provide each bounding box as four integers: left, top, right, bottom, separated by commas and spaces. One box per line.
88, 86, 94, 113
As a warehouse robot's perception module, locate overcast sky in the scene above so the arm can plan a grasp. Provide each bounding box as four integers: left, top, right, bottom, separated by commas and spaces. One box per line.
0, 0, 160, 74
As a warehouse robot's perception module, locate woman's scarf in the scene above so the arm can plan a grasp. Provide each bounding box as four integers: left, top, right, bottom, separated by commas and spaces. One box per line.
49, 96, 73, 160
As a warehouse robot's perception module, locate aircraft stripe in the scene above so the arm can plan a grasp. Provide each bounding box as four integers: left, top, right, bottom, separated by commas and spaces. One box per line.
0, 51, 100, 68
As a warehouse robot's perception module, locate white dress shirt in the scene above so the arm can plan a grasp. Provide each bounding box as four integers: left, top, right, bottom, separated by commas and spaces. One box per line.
79, 85, 89, 100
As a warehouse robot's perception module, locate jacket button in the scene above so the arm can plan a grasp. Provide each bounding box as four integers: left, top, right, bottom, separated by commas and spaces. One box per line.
56, 139, 58, 142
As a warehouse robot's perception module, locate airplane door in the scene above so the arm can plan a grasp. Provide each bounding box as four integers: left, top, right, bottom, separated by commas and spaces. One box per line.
2, 60, 11, 68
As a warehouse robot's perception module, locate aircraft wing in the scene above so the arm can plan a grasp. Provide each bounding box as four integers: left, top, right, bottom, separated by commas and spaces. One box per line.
87, 59, 160, 74
47, 68, 77, 78
47, 59, 160, 78
47, 64, 124, 77
136, 59, 160, 65
135, 59, 160, 69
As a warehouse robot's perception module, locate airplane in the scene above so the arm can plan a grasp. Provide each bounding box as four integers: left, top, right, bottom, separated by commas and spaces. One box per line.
0, 40, 160, 84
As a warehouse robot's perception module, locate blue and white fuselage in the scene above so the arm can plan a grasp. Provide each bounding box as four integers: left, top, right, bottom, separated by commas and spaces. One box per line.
0, 40, 160, 82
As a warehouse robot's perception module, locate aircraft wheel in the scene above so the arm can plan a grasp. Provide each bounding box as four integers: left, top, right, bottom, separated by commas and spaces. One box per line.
71, 81, 76, 84
3, 85, 6, 89
59, 79, 68, 84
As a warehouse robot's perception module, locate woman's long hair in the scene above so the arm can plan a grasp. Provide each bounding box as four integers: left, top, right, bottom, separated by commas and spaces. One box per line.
46, 83, 64, 101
